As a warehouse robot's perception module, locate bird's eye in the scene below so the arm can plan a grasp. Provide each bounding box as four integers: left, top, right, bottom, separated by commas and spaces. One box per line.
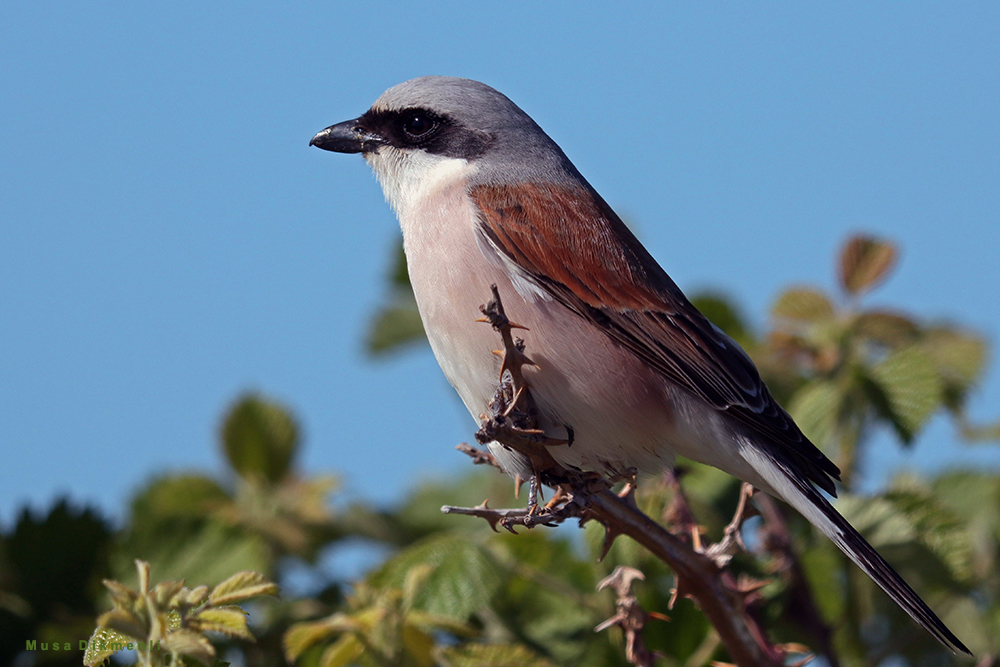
402, 113, 436, 138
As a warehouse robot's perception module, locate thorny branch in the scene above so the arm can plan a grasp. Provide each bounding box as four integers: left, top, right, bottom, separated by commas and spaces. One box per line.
441, 285, 815, 667
595, 567, 667, 667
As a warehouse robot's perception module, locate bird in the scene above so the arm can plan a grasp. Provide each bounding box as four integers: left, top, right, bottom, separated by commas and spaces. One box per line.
310, 76, 969, 654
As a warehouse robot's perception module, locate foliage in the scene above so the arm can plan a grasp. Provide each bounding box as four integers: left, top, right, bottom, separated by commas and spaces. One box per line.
83, 560, 278, 666
2, 233, 998, 666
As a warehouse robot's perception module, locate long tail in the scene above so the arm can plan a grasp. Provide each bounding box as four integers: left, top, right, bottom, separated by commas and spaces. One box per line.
741, 446, 971, 655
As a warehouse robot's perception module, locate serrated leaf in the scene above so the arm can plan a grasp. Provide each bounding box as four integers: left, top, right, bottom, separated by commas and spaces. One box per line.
368, 535, 500, 620
839, 234, 897, 295
788, 380, 841, 449
402, 563, 435, 609
771, 287, 835, 324
885, 489, 972, 581
192, 606, 253, 640
838, 489, 972, 585
854, 310, 919, 347
869, 347, 943, 442
181, 585, 210, 608
284, 618, 344, 662
153, 579, 187, 608
221, 394, 299, 483
161, 628, 217, 666
209, 570, 279, 606
83, 626, 133, 666
318, 635, 364, 667
103, 579, 139, 609
920, 327, 988, 391
96, 608, 147, 639
439, 643, 557, 667
406, 610, 477, 637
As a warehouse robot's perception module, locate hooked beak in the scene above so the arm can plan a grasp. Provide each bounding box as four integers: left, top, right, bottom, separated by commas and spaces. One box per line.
309, 118, 383, 154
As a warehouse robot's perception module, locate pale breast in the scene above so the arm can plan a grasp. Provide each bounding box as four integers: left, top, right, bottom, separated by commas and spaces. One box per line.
395, 168, 703, 477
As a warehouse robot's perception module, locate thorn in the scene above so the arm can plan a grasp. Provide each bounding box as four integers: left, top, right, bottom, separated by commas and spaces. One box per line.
514, 475, 524, 499
597, 566, 645, 595
647, 611, 671, 622
599, 524, 623, 562
733, 575, 772, 596
502, 387, 526, 417
691, 525, 703, 552
668, 576, 695, 610
492, 349, 503, 357
507, 321, 530, 330
593, 615, 622, 633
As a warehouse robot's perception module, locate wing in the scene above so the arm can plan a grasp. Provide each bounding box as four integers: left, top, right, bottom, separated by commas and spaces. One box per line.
470, 181, 841, 495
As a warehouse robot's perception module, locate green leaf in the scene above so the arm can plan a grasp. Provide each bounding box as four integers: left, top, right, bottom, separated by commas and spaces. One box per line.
439, 643, 557, 667
401, 625, 436, 667
919, 327, 988, 407
366, 239, 427, 356
771, 287, 835, 324
103, 578, 139, 609
83, 626, 132, 666
853, 310, 919, 347
798, 539, 847, 622
152, 579, 187, 608
318, 635, 365, 667
958, 418, 1000, 443
284, 615, 362, 662
406, 610, 477, 637
388, 238, 412, 288
8, 498, 114, 618
209, 570, 279, 606
868, 346, 943, 443
115, 521, 271, 588
130, 474, 231, 520
161, 628, 217, 666
838, 234, 897, 296
367, 299, 427, 356
96, 608, 147, 640
192, 606, 254, 640
369, 535, 501, 620
221, 394, 299, 483
690, 291, 753, 345
837, 488, 971, 586
788, 380, 841, 449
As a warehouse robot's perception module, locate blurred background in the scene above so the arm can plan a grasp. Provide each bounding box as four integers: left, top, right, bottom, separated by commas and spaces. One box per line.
2, 3, 999, 666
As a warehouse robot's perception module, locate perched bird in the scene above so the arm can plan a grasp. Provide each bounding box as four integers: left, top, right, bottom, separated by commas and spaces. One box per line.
311, 76, 968, 653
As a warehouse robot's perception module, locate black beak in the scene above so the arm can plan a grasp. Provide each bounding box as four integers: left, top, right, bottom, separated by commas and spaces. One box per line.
309, 119, 381, 154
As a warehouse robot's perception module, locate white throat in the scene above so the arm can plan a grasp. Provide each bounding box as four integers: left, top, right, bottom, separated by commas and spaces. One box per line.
365, 147, 475, 221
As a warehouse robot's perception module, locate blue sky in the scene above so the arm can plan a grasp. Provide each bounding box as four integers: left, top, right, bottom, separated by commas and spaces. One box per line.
2, 2, 999, 528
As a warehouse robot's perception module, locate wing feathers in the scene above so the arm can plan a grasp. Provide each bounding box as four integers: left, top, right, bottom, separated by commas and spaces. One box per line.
471, 181, 841, 493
